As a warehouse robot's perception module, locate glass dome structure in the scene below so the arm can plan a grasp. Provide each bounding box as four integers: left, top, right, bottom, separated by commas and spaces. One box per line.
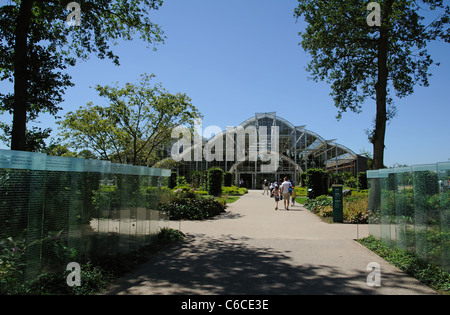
172, 112, 367, 188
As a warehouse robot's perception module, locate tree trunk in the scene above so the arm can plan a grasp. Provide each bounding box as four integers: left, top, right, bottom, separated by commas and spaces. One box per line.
368, 0, 394, 218
371, 0, 393, 171
11, 0, 34, 151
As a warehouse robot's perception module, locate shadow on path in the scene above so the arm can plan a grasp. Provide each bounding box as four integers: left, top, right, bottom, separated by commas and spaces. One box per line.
106, 234, 422, 295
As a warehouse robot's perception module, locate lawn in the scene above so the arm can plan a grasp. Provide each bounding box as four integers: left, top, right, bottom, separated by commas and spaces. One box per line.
216, 195, 240, 204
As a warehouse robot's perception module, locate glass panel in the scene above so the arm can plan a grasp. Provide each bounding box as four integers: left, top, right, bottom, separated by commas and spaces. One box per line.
437, 162, 450, 272
394, 167, 413, 251
412, 164, 437, 262
0, 149, 171, 290
380, 169, 394, 246
367, 174, 381, 239
367, 162, 449, 273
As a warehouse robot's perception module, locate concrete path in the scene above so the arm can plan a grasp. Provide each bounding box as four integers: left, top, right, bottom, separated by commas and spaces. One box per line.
105, 190, 437, 295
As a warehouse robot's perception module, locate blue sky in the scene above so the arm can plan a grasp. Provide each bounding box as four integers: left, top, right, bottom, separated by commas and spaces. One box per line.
1, 0, 449, 167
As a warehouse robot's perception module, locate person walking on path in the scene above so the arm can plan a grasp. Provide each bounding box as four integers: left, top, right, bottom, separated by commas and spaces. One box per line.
280, 177, 292, 210
262, 179, 269, 195
271, 184, 280, 210
291, 186, 296, 206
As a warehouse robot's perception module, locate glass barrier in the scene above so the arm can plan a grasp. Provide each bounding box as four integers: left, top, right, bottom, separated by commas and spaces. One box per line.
367, 162, 450, 272
0, 149, 171, 285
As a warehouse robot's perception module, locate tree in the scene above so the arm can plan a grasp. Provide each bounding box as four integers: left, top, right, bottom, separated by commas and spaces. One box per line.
0, 0, 165, 151
58, 74, 202, 166
294, 0, 449, 170
0, 124, 52, 152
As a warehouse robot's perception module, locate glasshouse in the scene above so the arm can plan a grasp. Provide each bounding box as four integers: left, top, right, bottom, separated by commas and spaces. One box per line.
170, 112, 368, 189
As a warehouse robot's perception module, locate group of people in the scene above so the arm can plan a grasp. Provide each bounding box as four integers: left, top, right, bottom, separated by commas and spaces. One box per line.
263, 178, 296, 210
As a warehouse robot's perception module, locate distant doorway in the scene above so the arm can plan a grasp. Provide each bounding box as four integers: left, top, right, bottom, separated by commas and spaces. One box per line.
238, 174, 253, 189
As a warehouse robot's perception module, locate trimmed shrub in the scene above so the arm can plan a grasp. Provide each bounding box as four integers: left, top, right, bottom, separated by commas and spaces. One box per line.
224, 172, 233, 187
157, 228, 185, 244
306, 169, 328, 199
357, 172, 368, 191
169, 171, 177, 189
300, 173, 307, 187
208, 168, 223, 196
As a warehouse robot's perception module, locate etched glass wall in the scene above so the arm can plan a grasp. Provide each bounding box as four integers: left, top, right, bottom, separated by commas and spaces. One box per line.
0, 149, 171, 285
367, 162, 450, 272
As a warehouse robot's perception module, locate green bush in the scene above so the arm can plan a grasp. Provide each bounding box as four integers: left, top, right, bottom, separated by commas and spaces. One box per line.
13, 262, 112, 295
294, 187, 307, 196
224, 172, 233, 187
190, 170, 207, 189
172, 186, 196, 200
306, 169, 328, 199
300, 173, 307, 187
158, 197, 226, 221
157, 227, 185, 244
208, 168, 223, 196
4, 228, 185, 295
194, 190, 208, 195
357, 172, 368, 191
305, 192, 369, 224
359, 236, 450, 293
176, 176, 189, 187
169, 171, 177, 189
222, 185, 247, 196
238, 187, 248, 195
304, 195, 332, 213
173, 185, 191, 192
344, 196, 369, 224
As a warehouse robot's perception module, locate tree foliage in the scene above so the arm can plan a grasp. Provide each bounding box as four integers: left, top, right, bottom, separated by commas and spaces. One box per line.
294, 0, 449, 169
0, 0, 165, 151
58, 74, 202, 166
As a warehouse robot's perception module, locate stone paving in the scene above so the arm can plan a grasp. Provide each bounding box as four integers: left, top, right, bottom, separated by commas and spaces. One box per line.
105, 190, 437, 295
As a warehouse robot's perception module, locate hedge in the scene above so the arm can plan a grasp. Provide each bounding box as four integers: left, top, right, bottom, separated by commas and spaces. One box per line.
306, 169, 328, 199
208, 168, 223, 196
224, 172, 233, 187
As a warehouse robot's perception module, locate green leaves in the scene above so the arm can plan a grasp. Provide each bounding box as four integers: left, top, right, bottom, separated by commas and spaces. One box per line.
58, 74, 202, 166
359, 235, 450, 293
296, 0, 449, 108
158, 197, 226, 221
294, 0, 449, 169
1, 0, 165, 150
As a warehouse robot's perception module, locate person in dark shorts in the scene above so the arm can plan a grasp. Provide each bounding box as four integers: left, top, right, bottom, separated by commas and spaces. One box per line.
271, 184, 280, 210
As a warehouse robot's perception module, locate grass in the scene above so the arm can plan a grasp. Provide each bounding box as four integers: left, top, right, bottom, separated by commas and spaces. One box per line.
197, 194, 240, 204
216, 195, 240, 204
295, 196, 308, 205
358, 236, 450, 295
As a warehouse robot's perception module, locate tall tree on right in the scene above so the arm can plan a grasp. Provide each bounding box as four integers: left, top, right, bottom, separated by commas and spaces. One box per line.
294, 0, 449, 170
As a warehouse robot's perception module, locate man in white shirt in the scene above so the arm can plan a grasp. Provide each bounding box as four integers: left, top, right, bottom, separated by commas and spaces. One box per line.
280, 177, 292, 210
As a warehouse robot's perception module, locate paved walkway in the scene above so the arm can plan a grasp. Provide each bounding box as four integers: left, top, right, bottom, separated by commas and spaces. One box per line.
105, 190, 437, 295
